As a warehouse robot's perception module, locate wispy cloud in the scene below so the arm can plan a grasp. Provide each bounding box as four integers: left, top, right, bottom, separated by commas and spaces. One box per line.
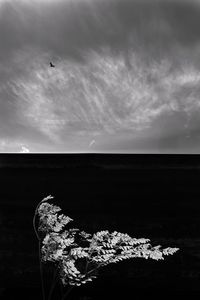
2, 0, 200, 152
6, 45, 200, 146
0, 139, 29, 152
89, 140, 95, 148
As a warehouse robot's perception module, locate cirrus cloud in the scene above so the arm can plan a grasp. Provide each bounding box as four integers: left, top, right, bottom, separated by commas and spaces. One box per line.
1, 0, 200, 152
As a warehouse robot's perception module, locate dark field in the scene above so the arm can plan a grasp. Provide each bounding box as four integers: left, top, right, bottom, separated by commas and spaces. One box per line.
0, 154, 200, 300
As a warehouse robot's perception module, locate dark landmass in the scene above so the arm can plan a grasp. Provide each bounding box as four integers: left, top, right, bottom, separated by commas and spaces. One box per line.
0, 154, 200, 300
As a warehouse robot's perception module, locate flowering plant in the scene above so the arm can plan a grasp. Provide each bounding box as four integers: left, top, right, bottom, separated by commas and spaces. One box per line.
33, 195, 179, 300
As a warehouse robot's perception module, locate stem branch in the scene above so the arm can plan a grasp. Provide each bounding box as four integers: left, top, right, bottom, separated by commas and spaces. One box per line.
48, 265, 60, 300
61, 286, 74, 300
39, 240, 46, 300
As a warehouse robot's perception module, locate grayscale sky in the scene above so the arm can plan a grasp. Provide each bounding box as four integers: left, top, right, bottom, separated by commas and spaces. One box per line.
1, 0, 200, 153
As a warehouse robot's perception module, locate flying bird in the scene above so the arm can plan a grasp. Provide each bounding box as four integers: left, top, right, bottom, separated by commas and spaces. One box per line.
50, 62, 55, 68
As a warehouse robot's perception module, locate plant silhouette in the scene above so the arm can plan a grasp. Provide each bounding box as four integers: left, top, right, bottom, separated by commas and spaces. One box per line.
33, 195, 179, 300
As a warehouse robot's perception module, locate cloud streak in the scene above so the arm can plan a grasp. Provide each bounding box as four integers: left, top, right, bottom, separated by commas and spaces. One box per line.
1, 0, 200, 152
8, 48, 200, 136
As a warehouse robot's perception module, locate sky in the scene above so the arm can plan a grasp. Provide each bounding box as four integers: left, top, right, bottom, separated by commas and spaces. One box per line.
1, 0, 200, 153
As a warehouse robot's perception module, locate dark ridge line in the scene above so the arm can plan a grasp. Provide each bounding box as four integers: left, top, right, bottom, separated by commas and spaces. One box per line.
0, 154, 200, 169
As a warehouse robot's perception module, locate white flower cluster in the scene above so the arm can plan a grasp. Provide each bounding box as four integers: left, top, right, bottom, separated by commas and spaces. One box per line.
35, 196, 179, 287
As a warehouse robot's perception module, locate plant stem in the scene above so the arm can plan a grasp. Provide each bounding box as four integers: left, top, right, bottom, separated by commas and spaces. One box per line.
39, 240, 46, 300
87, 264, 102, 276
33, 200, 43, 240
33, 211, 40, 240
59, 280, 64, 299
33, 197, 55, 300
48, 265, 60, 300
61, 286, 74, 300
33, 200, 46, 300
85, 259, 89, 273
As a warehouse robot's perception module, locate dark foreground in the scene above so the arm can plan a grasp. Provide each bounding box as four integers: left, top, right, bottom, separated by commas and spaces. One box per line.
0, 154, 200, 300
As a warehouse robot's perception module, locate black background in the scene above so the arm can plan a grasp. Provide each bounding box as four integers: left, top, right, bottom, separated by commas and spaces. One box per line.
0, 154, 200, 300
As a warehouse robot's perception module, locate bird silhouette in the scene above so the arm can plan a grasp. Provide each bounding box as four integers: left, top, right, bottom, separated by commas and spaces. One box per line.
50, 62, 55, 68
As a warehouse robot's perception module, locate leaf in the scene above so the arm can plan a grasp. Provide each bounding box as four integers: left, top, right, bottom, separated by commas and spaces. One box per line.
42, 195, 54, 202
36, 196, 180, 288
